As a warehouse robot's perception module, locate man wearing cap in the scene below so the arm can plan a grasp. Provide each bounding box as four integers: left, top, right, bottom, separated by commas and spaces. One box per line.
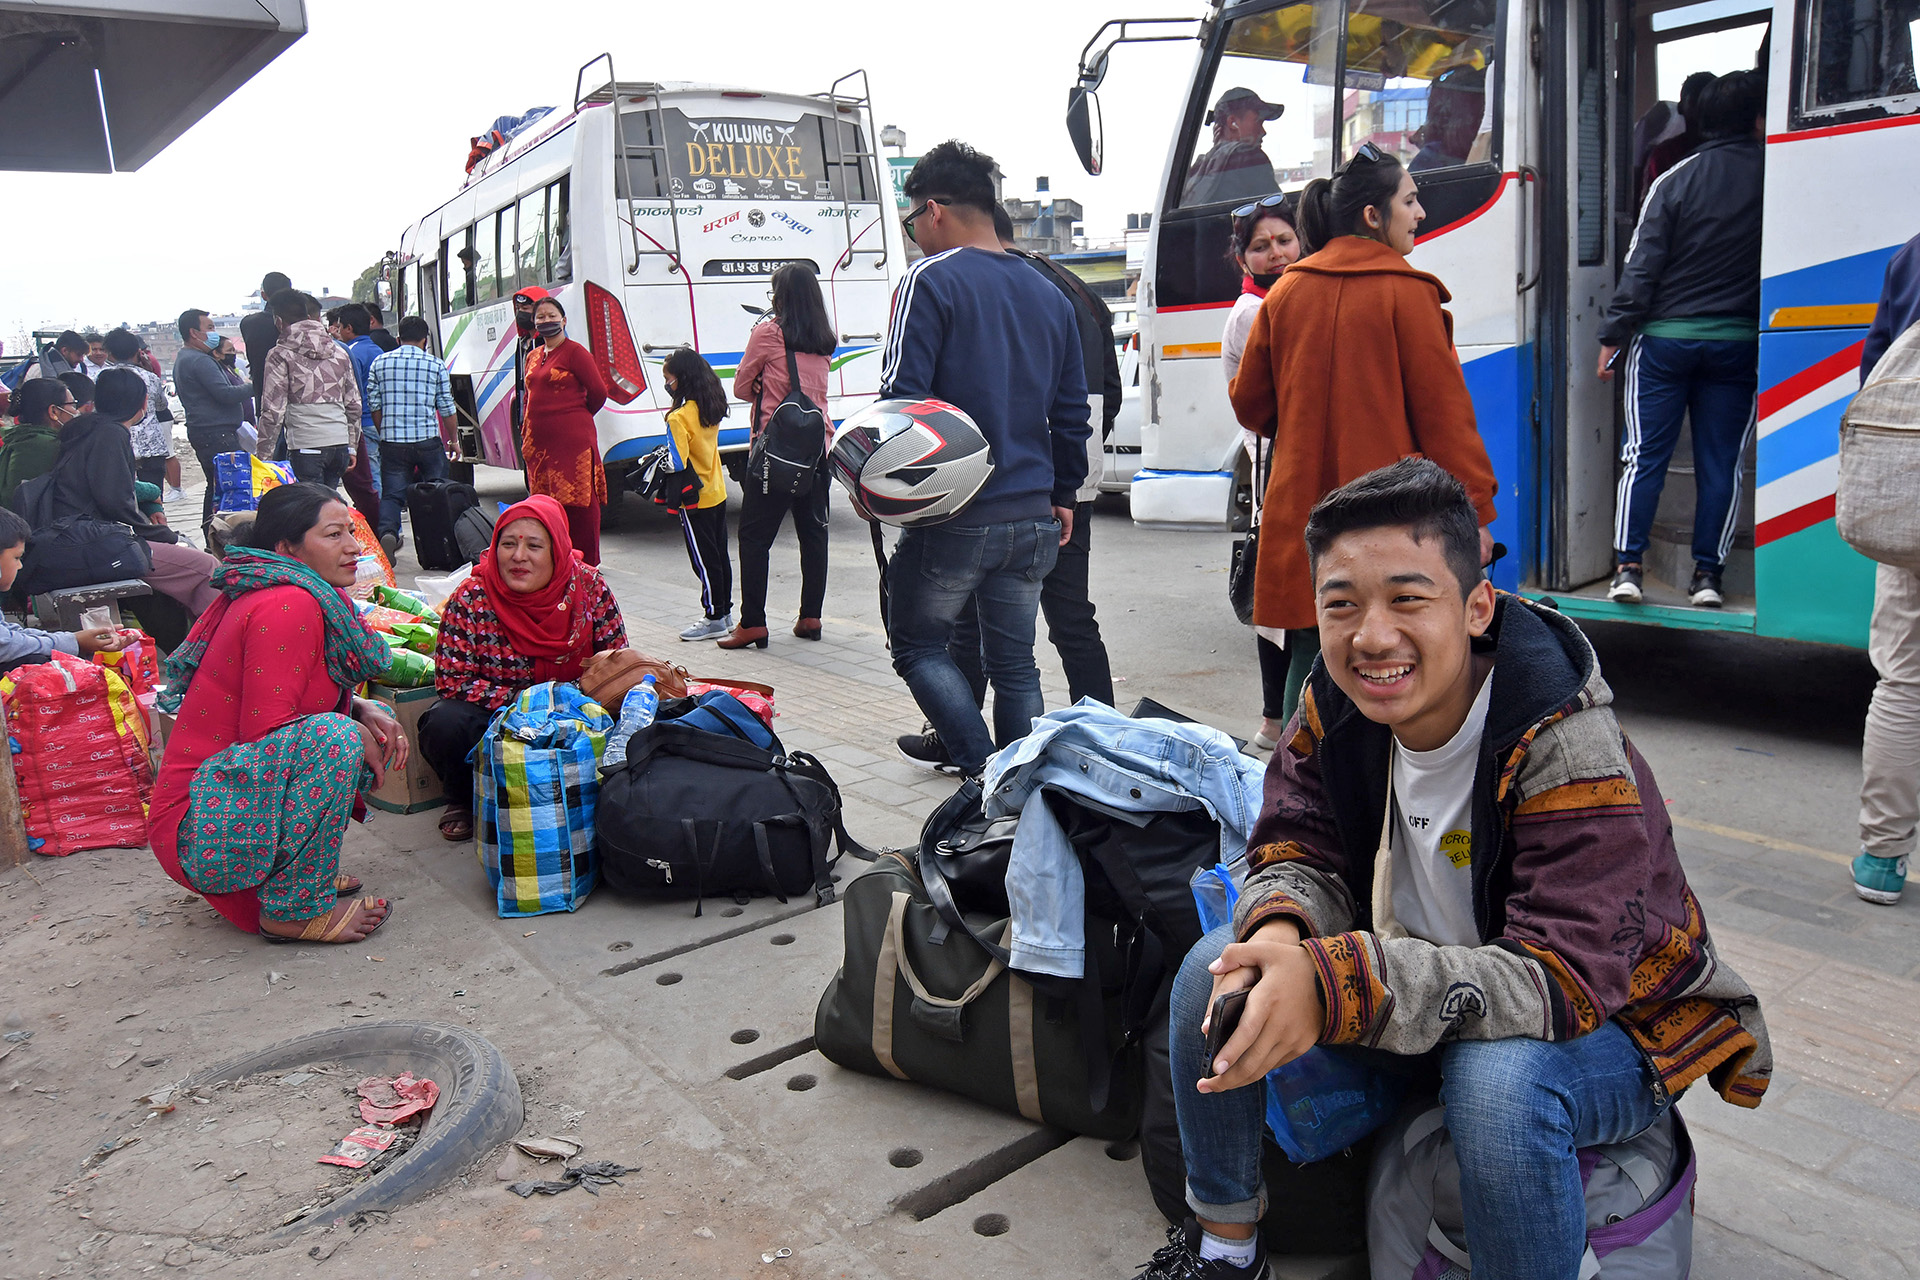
1183, 87, 1284, 206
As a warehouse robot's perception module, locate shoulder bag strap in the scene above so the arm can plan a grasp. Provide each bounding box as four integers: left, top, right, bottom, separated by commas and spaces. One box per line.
1370, 751, 1409, 940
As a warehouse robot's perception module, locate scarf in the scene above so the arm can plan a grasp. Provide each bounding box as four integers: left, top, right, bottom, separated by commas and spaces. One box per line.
477, 494, 596, 683
1243, 273, 1275, 298
158, 547, 393, 714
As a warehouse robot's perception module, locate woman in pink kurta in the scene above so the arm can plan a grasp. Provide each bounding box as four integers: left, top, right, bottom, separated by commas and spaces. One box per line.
151, 484, 405, 943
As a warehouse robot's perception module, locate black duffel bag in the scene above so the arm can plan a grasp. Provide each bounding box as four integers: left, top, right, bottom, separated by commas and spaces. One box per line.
16, 516, 154, 595
813, 846, 1143, 1141
596, 719, 871, 914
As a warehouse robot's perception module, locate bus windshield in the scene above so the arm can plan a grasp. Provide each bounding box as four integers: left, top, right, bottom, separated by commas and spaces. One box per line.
1177, 1, 1498, 211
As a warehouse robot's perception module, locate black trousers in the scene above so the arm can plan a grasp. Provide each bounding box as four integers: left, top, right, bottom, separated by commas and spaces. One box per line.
418, 696, 494, 813
951, 499, 1113, 707
135, 456, 168, 488
735, 465, 830, 629
677, 503, 733, 620
1257, 633, 1287, 720
187, 424, 241, 540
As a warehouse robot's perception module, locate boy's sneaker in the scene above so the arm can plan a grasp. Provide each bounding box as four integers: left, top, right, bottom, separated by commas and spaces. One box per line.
1607, 564, 1644, 603
1688, 568, 1724, 607
1133, 1220, 1270, 1280
1853, 850, 1907, 905
896, 724, 962, 775
680, 613, 733, 642
163, 486, 185, 503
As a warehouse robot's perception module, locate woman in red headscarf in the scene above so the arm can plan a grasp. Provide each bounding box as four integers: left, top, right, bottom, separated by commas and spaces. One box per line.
418, 495, 627, 840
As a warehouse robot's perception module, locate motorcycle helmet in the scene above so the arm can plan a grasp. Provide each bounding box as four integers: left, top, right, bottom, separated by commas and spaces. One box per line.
828, 397, 995, 527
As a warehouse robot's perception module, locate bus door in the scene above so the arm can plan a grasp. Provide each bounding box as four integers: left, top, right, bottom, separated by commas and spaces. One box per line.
1537, 0, 1627, 594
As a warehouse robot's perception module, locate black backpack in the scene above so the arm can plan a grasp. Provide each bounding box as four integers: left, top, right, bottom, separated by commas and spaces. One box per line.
407, 479, 482, 570
597, 718, 873, 914
13, 471, 154, 595
745, 340, 826, 498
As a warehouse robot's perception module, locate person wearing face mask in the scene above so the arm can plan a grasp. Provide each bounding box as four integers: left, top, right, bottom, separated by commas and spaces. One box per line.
173, 308, 258, 538
1221, 192, 1303, 750
520, 297, 609, 564
0, 379, 79, 511
1229, 144, 1499, 731
509, 287, 550, 433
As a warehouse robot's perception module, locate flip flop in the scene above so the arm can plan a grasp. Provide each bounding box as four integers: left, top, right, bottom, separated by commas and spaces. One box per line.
262, 897, 391, 945
335, 873, 363, 896
439, 808, 474, 842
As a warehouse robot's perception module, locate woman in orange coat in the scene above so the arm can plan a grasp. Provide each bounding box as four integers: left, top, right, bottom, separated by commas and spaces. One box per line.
1229, 144, 1498, 722
522, 296, 610, 564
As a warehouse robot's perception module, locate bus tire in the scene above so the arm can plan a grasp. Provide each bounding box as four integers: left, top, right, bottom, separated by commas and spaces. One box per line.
179, 1020, 524, 1239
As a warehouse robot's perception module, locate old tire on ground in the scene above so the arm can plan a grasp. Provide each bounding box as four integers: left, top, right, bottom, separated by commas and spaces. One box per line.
180, 1020, 522, 1237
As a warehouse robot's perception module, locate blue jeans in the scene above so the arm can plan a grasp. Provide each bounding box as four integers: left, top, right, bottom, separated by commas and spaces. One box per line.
1171, 926, 1670, 1280
887, 516, 1061, 775
1614, 334, 1758, 571
378, 438, 449, 538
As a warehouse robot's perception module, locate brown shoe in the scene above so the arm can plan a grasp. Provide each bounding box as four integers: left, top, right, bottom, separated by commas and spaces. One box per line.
793, 618, 822, 641
716, 625, 770, 650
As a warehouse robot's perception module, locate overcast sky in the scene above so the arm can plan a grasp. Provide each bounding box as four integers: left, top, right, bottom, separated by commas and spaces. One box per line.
0, 0, 1205, 346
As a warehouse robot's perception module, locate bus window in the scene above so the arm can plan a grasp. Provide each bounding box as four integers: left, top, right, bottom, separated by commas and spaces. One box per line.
618, 108, 668, 199
551, 179, 572, 284
1800, 0, 1920, 118
1341, 4, 1499, 174
475, 211, 502, 303
1178, 4, 1342, 208
446, 227, 478, 310
819, 116, 878, 201
517, 188, 549, 284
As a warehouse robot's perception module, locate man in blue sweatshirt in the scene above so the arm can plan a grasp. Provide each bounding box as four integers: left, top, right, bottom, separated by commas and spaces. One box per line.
879, 140, 1092, 778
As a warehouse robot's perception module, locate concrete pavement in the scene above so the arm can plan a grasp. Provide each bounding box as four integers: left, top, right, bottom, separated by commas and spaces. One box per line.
0, 469, 1914, 1277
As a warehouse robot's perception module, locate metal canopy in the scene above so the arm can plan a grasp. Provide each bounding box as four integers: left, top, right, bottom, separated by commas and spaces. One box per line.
0, 1, 305, 173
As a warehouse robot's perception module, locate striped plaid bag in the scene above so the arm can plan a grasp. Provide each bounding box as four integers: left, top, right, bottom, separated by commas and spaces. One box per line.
475, 681, 612, 917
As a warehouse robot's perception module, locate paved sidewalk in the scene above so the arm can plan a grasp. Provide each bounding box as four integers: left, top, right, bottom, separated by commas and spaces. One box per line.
2, 468, 1907, 1277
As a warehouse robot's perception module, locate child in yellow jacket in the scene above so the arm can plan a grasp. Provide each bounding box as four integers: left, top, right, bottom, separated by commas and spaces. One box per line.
663, 348, 733, 641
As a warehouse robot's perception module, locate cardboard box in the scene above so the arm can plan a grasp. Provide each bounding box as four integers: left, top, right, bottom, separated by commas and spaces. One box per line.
366, 685, 445, 814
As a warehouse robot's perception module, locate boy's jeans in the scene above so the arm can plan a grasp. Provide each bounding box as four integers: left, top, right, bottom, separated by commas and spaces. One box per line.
887, 516, 1060, 775
1171, 926, 1670, 1280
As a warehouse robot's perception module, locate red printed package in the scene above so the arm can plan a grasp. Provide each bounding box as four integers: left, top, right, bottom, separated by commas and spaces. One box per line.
1, 652, 152, 856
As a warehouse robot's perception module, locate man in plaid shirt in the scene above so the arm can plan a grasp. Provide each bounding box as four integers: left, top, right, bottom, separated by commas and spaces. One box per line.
367, 315, 458, 556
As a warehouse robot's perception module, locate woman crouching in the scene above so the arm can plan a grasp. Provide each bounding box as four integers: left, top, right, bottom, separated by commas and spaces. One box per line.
149, 483, 404, 944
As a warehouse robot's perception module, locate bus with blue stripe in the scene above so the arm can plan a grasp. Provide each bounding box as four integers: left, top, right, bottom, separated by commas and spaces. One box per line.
386, 58, 901, 498
1069, 0, 1919, 647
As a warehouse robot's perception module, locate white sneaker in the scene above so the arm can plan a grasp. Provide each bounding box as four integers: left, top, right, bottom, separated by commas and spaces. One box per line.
680, 614, 733, 642
164, 486, 185, 503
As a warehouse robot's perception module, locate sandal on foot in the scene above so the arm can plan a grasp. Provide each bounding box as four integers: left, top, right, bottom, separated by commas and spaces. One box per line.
262, 896, 391, 945
439, 807, 474, 842
334, 872, 363, 896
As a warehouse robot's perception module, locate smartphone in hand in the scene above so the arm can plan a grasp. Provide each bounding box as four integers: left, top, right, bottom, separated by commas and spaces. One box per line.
1204, 987, 1250, 1072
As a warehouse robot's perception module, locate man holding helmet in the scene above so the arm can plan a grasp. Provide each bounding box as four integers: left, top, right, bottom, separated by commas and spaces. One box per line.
869, 139, 1091, 780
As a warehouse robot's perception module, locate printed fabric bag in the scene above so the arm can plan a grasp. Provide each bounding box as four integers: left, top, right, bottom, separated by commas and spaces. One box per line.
93, 632, 160, 700
212, 452, 296, 513
1367, 1101, 1696, 1279
474, 681, 612, 917
1, 652, 152, 856
1837, 319, 1920, 570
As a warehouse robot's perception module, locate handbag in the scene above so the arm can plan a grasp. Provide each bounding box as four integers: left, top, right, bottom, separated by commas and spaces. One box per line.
578, 647, 691, 703
1837, 318, 1920, 570
0, 652, 152, 856
475, 681, 612, 917
1228, 439, 1268, 626
746, 338, 827, 498
15, 512, 154, 596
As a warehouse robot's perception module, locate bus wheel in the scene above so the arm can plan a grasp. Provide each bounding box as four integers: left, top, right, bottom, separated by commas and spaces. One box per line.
1230, 454, 1254, 533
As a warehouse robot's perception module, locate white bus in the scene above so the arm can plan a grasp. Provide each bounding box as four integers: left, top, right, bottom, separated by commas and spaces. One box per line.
385, 56, 902, 502
1068, 1, 1920, 648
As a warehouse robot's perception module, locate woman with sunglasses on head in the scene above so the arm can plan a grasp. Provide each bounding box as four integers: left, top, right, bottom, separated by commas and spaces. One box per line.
1221, 192, 1303, 750
1228, 144, 1498, 728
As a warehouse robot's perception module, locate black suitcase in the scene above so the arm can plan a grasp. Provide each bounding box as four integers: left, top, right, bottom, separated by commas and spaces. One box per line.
407, 479, 480, 570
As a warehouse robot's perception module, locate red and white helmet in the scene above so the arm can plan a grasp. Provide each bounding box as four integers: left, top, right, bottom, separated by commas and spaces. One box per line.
828, 397, 995, 527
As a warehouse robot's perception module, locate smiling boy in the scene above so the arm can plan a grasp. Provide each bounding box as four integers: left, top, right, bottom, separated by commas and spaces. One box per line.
1135, 459, 1770, 1280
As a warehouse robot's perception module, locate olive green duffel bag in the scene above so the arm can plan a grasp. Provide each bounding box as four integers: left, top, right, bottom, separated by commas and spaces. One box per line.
813, 849, 1142, 1141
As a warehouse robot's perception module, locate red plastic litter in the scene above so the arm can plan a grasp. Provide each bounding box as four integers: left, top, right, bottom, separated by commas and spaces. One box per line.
318, 1125, 400, 1169
355, 1072, 439, 1125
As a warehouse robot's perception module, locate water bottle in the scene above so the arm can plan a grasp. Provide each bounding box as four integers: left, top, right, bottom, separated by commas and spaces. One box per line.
601, 675, 659, 769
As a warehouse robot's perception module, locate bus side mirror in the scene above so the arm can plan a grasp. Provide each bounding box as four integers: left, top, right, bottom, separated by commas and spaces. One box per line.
1068, 87, 1103, 177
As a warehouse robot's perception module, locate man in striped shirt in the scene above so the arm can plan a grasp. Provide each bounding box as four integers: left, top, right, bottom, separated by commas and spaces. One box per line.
366, 316, 457, 557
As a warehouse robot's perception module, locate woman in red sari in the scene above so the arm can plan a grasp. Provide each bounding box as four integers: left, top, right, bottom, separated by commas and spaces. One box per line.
522, 296, 610, 564
150, 483, 406, 944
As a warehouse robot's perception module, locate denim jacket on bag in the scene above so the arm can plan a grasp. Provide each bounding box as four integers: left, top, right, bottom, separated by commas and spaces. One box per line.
981, 700, 1267, 979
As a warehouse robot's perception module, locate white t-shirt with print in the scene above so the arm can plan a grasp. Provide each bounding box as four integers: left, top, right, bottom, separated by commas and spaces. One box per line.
1388, 668, 1494, 948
